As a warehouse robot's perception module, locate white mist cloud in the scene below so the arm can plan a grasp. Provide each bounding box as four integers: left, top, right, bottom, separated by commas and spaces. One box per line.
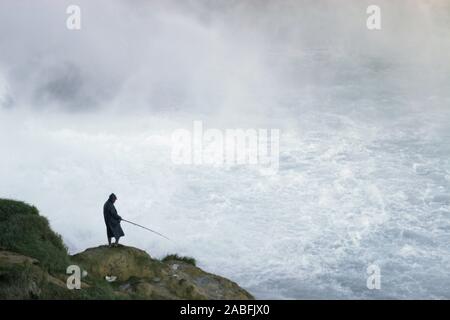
0, 0, 448, 115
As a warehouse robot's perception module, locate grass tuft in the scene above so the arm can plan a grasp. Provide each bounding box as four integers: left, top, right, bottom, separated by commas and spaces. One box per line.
162, 254, 197, 266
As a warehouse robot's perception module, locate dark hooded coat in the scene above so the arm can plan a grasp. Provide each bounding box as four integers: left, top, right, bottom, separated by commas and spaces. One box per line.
103, 199, 124, 238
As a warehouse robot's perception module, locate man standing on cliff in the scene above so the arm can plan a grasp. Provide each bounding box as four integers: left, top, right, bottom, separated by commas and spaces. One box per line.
103, 193, 125, 247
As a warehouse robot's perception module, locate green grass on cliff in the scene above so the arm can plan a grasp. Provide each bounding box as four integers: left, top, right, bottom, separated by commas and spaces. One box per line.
0, 198, 244, 299
0, 199, 70, 273
162, 254, 197, 266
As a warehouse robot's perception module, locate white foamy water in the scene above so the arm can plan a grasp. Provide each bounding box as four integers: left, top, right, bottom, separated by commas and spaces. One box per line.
1, 103, 449, 299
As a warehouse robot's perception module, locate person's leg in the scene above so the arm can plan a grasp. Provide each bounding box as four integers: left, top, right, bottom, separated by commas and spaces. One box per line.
107, 226, 113, 247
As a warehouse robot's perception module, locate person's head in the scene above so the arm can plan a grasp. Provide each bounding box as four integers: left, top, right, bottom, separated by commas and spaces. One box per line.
109, 193, 117, 203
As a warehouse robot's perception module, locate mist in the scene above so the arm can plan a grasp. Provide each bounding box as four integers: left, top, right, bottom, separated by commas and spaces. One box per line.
0, 0, 449, 298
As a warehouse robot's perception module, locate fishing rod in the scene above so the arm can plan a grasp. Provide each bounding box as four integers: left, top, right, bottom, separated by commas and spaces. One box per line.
122, 219, 171, 241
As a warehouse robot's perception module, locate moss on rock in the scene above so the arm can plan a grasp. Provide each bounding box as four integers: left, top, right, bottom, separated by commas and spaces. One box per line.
0, 198, 254, 300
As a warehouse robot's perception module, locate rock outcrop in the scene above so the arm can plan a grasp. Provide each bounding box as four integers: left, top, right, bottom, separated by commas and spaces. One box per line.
72, 245, 253, 300
0, 199, 253, 300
